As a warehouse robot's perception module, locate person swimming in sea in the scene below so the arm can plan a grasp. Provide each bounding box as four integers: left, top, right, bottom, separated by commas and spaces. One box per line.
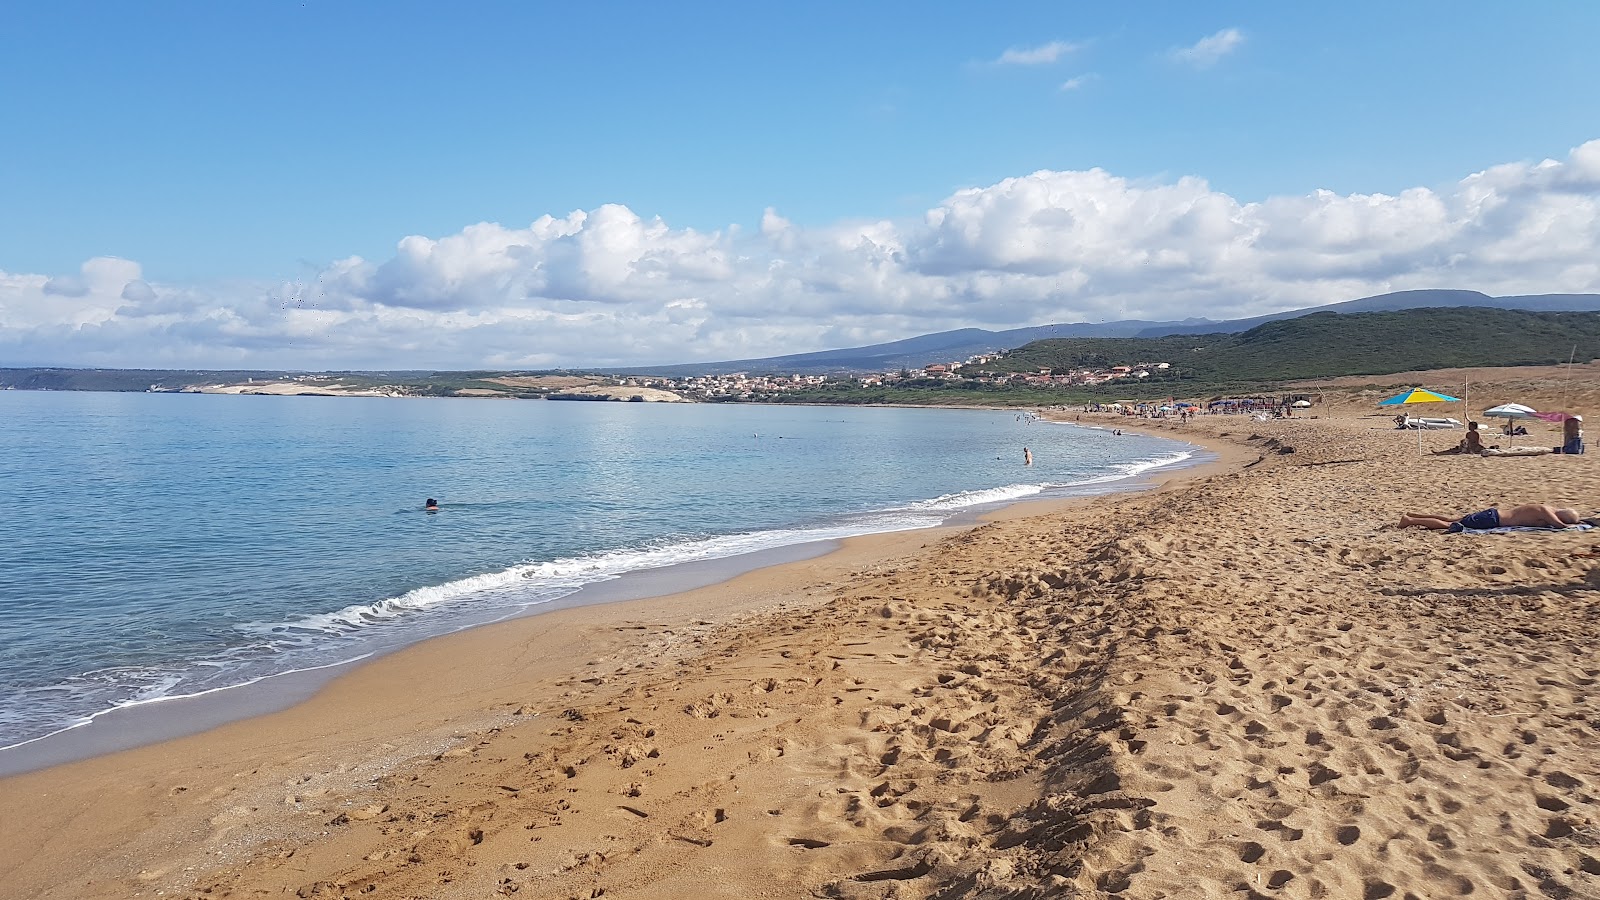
424, 498, 439, 511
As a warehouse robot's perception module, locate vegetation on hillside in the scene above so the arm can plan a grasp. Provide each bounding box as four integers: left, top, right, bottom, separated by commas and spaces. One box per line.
767, 308, 1600, 403
973, 308, 1599, 383
751, 381, 1092, 408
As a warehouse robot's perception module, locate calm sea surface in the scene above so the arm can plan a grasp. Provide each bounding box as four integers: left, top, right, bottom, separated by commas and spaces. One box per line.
0, 391, 1199, 750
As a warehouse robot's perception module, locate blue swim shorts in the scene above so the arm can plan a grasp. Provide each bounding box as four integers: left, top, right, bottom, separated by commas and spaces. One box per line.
1448, 508, 1501, 532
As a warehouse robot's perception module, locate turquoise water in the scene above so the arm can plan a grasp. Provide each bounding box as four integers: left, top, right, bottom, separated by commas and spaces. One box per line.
0, 391, 1199, 750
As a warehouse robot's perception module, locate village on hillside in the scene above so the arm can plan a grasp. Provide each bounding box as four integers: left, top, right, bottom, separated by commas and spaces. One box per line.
617, 357, 1175, 400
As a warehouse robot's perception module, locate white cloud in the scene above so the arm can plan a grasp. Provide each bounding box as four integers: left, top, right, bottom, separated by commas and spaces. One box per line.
3, 258, 141, 330
1171, 28, 1245, 68
120, 280, 157, 304
1059, 75, 1095, 91
995, 40, 1080, 66
759, 207, 791, 237
4, 140, 1600, 370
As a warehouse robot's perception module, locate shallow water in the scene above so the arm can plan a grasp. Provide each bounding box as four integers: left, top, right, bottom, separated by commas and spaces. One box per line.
0, 391, 1198, 750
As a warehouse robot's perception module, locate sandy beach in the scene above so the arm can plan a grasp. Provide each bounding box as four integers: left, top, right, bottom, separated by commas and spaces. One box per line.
3, 365, 1598, 900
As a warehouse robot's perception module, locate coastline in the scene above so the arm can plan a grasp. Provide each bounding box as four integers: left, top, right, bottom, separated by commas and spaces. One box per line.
0, 417, 1220, 778
0, 539, 841, 778
0, 422, 1237, 897
7, 376, 1595, 899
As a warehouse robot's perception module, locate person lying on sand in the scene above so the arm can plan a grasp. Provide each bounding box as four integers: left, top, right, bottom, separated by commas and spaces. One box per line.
1399, 504, 1580, 532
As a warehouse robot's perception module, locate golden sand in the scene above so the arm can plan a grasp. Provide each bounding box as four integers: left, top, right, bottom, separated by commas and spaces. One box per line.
3, 365, 1597, 899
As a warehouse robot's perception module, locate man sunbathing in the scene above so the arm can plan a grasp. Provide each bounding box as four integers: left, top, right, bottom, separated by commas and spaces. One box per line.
1399, 504, 1580, 531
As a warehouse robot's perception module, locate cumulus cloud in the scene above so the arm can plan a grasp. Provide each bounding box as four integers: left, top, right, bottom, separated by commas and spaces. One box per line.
1171, 28, 1245, 68
994, 40, 1080, 66
120, 280, 157, 304
5, 140, 1600, 370
43, 275, 88, 297
3, 257, 146, 331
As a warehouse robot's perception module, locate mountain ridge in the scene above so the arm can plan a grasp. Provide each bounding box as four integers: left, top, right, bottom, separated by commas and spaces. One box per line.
611, 290, 1600, 376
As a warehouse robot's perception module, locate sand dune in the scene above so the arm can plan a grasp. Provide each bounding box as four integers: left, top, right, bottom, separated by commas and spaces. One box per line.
2, 366, 1597, 899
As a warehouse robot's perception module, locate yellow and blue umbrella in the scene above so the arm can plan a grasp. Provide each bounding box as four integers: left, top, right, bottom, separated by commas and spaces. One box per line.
1378, 387, 1462, 405
1379, 387, 1463, 451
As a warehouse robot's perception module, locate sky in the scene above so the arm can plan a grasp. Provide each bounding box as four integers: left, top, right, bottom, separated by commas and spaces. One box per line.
3, 1, 1599, 371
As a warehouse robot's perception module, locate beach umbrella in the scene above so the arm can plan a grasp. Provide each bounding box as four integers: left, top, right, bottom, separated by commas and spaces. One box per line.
1379, 387, 1463, 451
1484, 402, 1538, 445
1291, 400, 1312, 408
1378, 387, 1462, 406
1485, 402, 1537, 418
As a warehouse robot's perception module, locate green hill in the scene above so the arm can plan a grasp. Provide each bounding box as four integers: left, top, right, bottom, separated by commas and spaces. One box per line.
977, 308, 1600, 387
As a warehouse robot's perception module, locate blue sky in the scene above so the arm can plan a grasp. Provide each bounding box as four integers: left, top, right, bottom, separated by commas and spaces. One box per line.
3, 2, 1599, 369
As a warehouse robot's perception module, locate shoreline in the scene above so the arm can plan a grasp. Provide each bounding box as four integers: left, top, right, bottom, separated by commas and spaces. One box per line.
0, 421, 1224, 778
3, 376, 1595, 899
0, 424, 1249, 898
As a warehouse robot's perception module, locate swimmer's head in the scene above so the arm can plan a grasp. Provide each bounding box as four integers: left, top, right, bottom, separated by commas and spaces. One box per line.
425, 498, 438, 509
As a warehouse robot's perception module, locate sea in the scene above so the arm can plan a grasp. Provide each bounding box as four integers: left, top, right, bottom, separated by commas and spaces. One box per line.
0, 390, 1203, 767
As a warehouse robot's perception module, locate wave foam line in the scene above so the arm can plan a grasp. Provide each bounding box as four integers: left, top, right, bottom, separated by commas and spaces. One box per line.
246, 446, 1200, 644
0, 654, 373, 753
242, 515, 947, 642
912, 483, 1045, 510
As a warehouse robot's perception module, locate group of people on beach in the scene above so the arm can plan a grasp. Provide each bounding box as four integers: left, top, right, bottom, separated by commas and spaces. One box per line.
1410, 417, 1585, 527
1432, 417, 1585, 455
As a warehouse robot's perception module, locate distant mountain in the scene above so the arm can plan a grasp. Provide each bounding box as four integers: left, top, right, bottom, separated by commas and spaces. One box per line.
612, 291, 1600, 376
1132, 290, 1600, 336
609, 319, 1216, 377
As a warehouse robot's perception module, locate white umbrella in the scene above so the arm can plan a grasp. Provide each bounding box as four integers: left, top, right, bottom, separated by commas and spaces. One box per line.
1483, 403, 1538, 445
1484, 403, 1536, 417
1291, 400, 1312, 408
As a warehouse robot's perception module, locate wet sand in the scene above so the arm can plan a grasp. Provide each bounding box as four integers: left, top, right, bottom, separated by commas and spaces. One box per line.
3, 366, 1597, 899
